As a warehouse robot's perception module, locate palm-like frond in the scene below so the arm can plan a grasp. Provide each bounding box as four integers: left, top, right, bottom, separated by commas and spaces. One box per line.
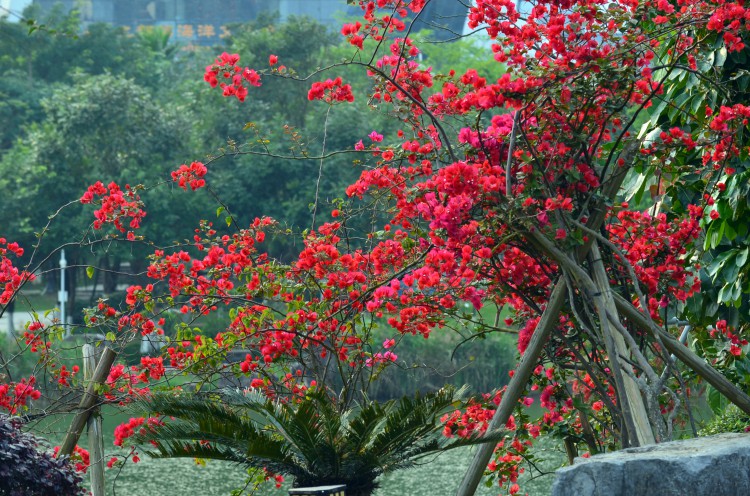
130, 386, 503, 496
131, 392, 309, 479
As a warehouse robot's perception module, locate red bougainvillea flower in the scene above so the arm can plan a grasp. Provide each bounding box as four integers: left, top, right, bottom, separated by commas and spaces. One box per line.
307, 77, 354, 103
171, 161, 208, 191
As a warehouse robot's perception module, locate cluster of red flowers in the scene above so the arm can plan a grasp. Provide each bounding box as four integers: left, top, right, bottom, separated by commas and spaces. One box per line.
80, 181, 145, 238
52, 445, 90, 474
22, 321, 51, 354
113, 416, 162, 447
171, 161, 208, 191
341, 21, 364, 49
712, 320, 749, 357
607, 205, 703, 317
103, 356, 166, 404
55, 365, 80, 387
260, 468, 285, 489
441, 387, 538, 493
0, 376, 41, 414
203, 52, 262, 102
307, 77, 355, 103
0, 238, 33, 305
705, 1, 750, 51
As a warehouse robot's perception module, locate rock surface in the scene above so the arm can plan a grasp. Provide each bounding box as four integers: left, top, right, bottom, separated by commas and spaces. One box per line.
551, 433, 750, 496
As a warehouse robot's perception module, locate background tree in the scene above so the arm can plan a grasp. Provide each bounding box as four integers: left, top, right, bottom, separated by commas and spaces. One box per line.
0, 73, 200, 320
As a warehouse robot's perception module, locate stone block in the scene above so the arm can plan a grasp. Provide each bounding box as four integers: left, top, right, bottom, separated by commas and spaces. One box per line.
551, 433, 750, 496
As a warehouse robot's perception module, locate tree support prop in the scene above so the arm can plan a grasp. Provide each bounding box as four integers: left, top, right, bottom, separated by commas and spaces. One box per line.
590, 242, 656, 445
612, 294, 750, 416
455, 150, 632, 496
57, 347, 116, 458
456, 281, 568, 496
83, 344, 106, 496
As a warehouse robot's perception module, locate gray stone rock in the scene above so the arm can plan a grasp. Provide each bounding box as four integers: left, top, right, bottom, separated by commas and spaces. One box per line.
551, 433, 750, 496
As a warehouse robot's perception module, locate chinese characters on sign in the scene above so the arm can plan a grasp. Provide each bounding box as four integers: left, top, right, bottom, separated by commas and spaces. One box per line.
124, 23, 232, 44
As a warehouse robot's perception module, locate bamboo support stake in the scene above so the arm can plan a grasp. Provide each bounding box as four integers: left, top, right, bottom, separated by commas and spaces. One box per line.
456, 149, 633, 496
456, 282, 568, 496
526, 230, 649, 444
83, 344, 105, 496
530, 227, 750, 430
57, 347, 116, 458
590, 242, 656, 445
612, 294, 750, 416
591, 241, 656, 446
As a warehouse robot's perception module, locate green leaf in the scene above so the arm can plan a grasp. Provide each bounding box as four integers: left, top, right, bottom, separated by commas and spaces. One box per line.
106, 332, 116, 342
724, 222, 738, 242
718, 284, 731, 303
715, 46, 728, 68
649, 97, 670, 126
691, 92, 705, 115
722, 258, 741, 284
697, 50, 715, 72
705, 220, 726, 250
668, 92, 691, 121
642, 126, 663, 147
637, 120, 652, 139
86, 266, 95, 279
707, 386, 728, 415
736, 357, 750, 375
736, 248, 749, 267
717, 200, 732, 219
706, 250, 734, 279
732, 280, 742, 302
216, 206, 225, 217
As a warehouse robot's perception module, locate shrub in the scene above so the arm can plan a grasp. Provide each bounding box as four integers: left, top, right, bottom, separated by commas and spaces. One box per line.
699, 404, 750, 436
0, 415, 84, 496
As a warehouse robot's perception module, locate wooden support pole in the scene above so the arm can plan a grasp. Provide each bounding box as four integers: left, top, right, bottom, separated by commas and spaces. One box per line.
612, 294, 750, 416
530, 227, 750, 432
456, 281, 568, 496
83, 344, 105, 496
57, 347, 116, 458
455, 150, 633, 496
590, 242, 655, 445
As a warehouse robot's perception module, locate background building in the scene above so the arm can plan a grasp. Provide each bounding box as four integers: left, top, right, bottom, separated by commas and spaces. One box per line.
24, 0, 467, 44
0, 0, 33, 20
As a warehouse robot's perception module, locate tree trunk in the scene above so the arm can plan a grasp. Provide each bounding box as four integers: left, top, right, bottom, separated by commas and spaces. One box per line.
102, 256, 121, 295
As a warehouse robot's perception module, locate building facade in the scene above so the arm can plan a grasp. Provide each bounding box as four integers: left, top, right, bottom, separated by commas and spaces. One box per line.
27, 0, 466, 44
1, 0, 33, 20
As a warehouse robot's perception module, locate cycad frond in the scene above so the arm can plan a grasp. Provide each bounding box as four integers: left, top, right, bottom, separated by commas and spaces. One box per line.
369, 387, 464, 462
129, 385, 500, 495
131, 392, 307, 477
342, 401, 387, 455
